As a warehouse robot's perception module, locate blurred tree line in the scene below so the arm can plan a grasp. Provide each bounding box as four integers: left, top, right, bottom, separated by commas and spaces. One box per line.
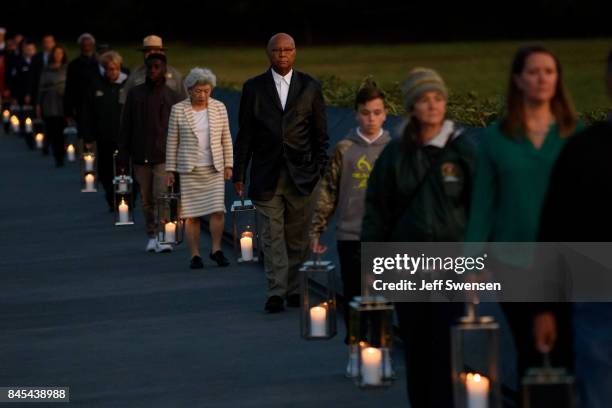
2, 0, 610, 44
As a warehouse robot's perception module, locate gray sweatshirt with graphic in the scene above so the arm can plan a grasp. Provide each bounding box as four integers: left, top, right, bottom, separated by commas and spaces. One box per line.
310, 128, 392, 241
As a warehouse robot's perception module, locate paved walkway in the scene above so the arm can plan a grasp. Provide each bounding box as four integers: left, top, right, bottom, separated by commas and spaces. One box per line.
0, 129, 407, 407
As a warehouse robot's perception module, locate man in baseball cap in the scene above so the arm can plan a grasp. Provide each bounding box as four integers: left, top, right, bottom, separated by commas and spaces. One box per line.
120, 35, 185, 104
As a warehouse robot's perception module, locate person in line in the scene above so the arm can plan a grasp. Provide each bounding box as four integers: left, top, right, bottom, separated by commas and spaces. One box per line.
233, 33, 329, 313
120, 35, 185, 104
81, 51, 128, 210
63, 33, 98, 137
166, 68, 233, 268
361, 67, 477, 407
539, 50, 612, 408
309, 79, 391, 337
118, 53, 181, 253
465, 45, 581, 398
36, 44, 68, 166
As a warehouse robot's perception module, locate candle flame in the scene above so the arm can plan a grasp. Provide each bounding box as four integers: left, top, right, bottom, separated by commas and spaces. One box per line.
35, 133, 44, 141
25, 117, 32, 125
10, 115, 19, 124
67, 144, 75, 152
474, 373, 481, 382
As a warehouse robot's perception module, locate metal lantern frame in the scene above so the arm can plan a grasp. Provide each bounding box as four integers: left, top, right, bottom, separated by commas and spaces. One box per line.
2, 105, 11, 133
230, 198, 260, 263
156, 185, 184, 245
22, 105, 34, 135
451, 302, 502, 408
112, 151, 135, 226
80, 147, 97, 193
348, 296, 395, 388
521, 354, 576, 408
300, 257, 337, 340
64, 126, 79, 162
9, 104, 21, 134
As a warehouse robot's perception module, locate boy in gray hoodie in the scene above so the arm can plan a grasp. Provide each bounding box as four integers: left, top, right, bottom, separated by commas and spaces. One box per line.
309, 80, 391, 337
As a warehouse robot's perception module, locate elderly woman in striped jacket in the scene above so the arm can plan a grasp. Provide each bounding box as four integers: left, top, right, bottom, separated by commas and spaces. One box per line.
166, 68, 233, 269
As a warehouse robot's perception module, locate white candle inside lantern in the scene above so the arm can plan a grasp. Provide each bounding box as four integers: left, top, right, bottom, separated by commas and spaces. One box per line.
466, 373, 489, 408
240, 231, 254, 261
35, 133, 44, 148
119, 199, 129, 223
361, 347, 383, 385
85, 174, 95, 191
66, 144, 76, 161
164, 222, 176, 243
10, 115, 19, 132
24, 117, 33, 133
2, 110, 9, 123
84, 154, 94, 171
309, 305, 327, 337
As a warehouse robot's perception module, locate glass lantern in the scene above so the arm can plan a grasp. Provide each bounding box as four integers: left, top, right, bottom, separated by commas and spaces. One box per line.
9, 114, 20, 134
2, 107, 10, 133
22, 105, 34, 135
112, 151, 134, 226
156, 186, 184, 245
34, 132, 45, 149
80, 149, 97, 193
300, 257, 337, 340
521, 354, 576, 408
347, 296, 395, 387
452, 301, 502, 408
230, 198, 259, 263
63, 126, 78, 162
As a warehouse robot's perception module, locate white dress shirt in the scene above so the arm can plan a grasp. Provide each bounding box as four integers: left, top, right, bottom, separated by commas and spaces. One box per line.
271, 69, 293, 110
192, 108, 212, 166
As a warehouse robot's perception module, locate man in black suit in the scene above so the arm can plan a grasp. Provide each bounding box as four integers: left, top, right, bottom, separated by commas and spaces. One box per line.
233, 33, 329, 313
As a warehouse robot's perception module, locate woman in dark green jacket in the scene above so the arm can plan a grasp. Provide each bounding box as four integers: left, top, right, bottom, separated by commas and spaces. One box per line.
465, 46, 580, 389
362, 68, 476, 408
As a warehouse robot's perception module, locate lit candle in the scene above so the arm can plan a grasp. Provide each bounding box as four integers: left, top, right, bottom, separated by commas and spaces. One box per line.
85, 174, 95, 191
35, 133, 44, 149
466, 373, 489, 408
361, 347, 383, 385
2, 110, 9, 123
164, 222, 176, 243
309, 305, 327, 337
24, 117, 33, 134
10, 115, 19, 132
66, 144, 76, 162
240, 231, 253, 261
119, 199, 129, 223
84, 154, 94, 171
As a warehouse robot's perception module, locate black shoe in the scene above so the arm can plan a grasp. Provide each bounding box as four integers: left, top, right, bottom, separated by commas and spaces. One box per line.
209, 250, 230, 267
286, 294, 300, 308
265, 296, 285, 313
190, 256, 204, 269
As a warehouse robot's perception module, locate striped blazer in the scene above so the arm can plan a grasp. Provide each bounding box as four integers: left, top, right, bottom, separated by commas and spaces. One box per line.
165, 98, 233, 173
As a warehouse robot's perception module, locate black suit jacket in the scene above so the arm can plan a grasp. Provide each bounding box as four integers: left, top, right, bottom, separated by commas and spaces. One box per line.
233, 69, 329, 201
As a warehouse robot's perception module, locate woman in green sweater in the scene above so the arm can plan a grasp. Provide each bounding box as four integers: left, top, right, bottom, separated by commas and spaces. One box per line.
465, 45, 580, 384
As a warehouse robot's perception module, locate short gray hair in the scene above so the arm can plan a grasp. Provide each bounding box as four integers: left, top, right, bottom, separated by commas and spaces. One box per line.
77, 33, 96, 45
184, 67, 217, 92
100, 51, 123, 67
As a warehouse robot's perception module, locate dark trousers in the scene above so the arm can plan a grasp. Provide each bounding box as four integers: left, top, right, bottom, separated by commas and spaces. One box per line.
500, 302, 574, 378
337, 240, 361, 341
97, 140, 117, 209
43, 116, 66, 166
396, 302, 464, 408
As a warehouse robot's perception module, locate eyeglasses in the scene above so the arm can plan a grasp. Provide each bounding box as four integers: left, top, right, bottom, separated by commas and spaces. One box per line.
270, 47, 295, 55
191, 88, 211, 95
